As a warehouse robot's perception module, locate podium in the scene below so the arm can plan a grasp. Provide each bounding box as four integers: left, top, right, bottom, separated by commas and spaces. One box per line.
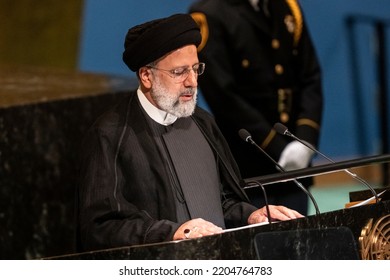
47, 199, 390, 260
0, 66, 137, 260
44, 154, 390, 260
254, 226, 359, 259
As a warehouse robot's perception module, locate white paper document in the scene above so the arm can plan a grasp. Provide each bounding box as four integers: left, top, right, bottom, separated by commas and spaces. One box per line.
349, 190, 387, 208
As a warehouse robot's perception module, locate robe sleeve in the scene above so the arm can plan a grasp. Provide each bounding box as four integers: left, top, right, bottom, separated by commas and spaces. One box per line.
77, 113, 180, 252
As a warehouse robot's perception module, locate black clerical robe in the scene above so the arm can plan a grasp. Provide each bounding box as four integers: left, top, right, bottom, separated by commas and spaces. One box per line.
77, 90, 257, 251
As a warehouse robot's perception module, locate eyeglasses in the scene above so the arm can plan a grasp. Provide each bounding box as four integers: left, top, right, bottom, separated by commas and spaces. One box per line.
146, 62, 205, 83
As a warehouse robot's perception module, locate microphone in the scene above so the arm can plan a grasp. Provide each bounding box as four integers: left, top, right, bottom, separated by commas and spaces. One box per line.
273, 122, 379, 203
238, 128, 320, 215
247, 180, 272, 225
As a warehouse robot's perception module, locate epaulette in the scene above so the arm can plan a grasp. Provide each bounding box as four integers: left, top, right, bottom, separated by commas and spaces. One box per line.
285, 0, 303, 47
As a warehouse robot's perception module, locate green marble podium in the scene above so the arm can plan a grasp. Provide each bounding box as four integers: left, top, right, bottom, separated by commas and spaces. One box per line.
0, 66, 136, 260
46, 200, 390, 260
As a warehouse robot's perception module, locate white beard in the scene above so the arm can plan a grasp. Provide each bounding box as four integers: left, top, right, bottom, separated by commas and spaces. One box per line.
150, 76, 197, 118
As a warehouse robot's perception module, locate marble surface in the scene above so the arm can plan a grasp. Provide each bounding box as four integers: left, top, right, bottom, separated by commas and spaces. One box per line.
0, 65, 133, 108
47, 200, 390, 260
0, 66, 137, 259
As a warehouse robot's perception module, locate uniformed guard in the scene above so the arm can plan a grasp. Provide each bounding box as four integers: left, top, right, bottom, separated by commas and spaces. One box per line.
190, 0, 323, 215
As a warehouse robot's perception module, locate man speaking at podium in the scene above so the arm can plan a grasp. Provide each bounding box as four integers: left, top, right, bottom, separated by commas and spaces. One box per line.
77, 14, 303, 252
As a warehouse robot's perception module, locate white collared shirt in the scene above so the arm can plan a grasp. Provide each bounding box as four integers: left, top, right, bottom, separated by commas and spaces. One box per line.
137, 87, 177, 126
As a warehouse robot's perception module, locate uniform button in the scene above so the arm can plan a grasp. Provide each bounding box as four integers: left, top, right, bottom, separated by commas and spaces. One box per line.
275, 64, 284, 75
272, 39, 280, 49
278, 88, 285, 95
280, 112, 289, 123
241, 59, 250, 68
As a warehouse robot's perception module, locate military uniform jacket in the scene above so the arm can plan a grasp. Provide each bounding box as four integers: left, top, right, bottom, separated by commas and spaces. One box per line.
190, 0, 323, 177
77, 90, 257, 251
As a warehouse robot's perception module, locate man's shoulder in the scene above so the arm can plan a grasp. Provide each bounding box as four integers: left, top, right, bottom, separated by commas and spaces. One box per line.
192, 106, 219, 132
91, 91, 136, 130
194, 105, 213, 119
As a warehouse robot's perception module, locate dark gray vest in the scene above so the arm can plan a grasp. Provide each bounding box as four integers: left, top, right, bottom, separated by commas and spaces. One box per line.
148, 116, 226, 228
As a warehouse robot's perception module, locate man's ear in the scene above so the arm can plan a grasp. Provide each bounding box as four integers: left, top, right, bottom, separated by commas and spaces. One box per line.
138, 67, 152, 89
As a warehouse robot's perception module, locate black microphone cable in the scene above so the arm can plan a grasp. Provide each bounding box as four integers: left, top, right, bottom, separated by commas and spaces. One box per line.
238, 129, 321, 215
246, 180, 272, 224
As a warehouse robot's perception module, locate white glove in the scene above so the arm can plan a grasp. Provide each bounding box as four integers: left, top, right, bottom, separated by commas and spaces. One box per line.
277, 140, 315, 171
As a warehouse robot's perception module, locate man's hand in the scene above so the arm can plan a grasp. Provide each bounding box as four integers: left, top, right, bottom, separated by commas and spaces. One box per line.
173, 218, 223, 240
248, 205, 304, 224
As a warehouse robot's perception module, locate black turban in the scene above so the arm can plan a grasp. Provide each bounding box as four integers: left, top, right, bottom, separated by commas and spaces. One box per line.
122, 14, 201, 72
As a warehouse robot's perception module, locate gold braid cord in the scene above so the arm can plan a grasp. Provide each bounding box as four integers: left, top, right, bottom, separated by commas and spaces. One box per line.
190, 12, 209, 52
285, 0, 303, 47
297, 118, 320, 131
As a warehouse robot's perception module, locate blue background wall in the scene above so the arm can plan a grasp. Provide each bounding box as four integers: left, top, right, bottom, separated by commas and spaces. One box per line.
78, 0, 390, 162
